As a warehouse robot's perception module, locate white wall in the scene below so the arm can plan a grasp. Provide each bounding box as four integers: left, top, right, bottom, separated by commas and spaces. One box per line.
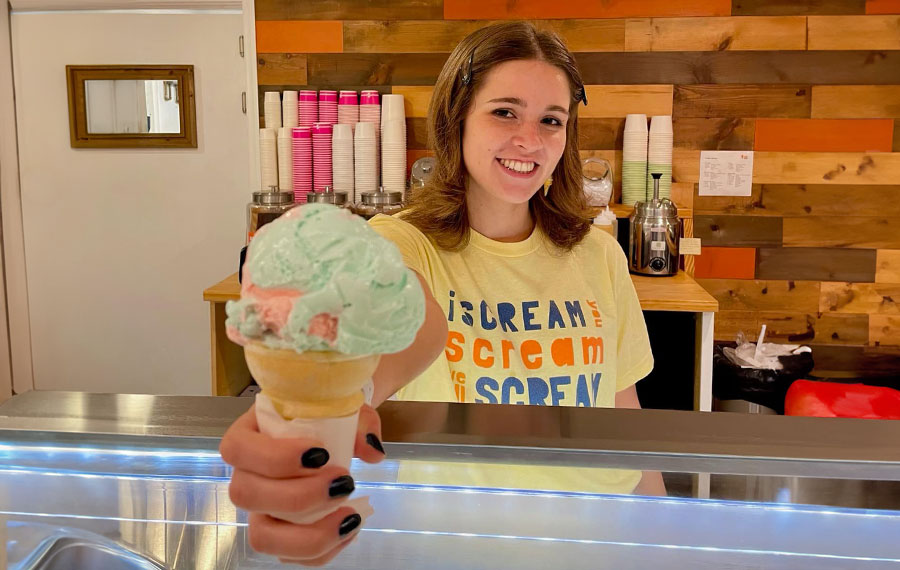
12, 11, 249, 394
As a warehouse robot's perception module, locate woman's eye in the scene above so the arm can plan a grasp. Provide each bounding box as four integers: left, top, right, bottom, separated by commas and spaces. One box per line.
543, 117, 563, 127
493, 109, 515, 119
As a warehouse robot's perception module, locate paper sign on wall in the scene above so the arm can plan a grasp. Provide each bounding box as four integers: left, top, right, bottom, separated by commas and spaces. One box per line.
698, 151, 754, 197
680, 238, 702, 256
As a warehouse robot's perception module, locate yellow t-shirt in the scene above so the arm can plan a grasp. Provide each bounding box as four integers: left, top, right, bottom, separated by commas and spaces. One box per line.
369, 214, 653, 406
368, 214, 655, 494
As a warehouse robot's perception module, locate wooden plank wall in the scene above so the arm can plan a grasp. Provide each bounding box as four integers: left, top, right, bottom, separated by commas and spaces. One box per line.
255, 0, 900, 373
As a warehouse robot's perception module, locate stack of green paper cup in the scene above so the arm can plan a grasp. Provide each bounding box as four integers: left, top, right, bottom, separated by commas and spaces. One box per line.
622, 114, 648, 207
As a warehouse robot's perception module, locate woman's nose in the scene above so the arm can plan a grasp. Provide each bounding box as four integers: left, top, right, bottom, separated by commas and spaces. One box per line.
512, 122, 542, 151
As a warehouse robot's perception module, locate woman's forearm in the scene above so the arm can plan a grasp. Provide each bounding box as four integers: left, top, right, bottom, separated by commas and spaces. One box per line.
371, 272, 448, 406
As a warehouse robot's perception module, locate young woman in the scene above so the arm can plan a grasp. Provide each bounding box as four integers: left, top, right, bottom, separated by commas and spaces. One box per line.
220, 22, 660, 565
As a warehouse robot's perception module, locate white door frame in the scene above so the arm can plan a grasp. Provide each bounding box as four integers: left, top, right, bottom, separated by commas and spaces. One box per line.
0, 0, 33, 396
242, 0, 260, 192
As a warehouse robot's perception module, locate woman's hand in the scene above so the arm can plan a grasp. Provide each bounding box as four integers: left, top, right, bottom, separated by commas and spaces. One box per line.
219, 403, 386, 566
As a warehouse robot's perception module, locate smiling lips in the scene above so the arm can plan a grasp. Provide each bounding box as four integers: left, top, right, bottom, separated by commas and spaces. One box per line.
497, 157, 538, 175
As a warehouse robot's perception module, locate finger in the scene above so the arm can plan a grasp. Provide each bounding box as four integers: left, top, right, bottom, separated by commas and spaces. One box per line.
353, 404, 386, 464
247, 507, 362, 560
220, 406, 332, 478
279, 534, 359, 567
229, 466, 353, 513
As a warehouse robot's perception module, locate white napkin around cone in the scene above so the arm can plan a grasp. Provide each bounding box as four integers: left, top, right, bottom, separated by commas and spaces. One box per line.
254, 393, 374, 526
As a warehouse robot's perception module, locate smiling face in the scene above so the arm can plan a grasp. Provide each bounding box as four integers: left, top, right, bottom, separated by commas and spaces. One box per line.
461, 59, 571, 208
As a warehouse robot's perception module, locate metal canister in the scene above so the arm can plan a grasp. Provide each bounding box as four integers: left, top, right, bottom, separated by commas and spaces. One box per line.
629, 173, 681, 276
352, 186, 404, 220
246, 189, 295, 244
306, 186, 351, 208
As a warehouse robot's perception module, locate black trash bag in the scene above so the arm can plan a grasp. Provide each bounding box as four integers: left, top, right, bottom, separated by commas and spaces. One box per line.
713, 344, 815, 414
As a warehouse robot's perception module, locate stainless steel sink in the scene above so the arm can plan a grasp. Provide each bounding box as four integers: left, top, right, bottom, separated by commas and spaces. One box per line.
19, 538, 167, 570
9, 523, 167, 570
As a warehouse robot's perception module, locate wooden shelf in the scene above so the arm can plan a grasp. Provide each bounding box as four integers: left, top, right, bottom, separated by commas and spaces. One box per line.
632, 271, 718, 313
203, 272, 240, 303
608, 203, 694, 219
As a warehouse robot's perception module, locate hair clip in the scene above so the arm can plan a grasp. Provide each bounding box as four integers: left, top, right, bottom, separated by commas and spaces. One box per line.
575, 85, 587, 106
461, 49, 475, 86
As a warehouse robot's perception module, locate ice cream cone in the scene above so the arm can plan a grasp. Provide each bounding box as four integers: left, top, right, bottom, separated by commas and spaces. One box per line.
244, 342, 381, 419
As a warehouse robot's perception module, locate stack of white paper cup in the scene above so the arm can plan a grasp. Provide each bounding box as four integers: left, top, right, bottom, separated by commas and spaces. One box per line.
264, 92, 282, 130
382, 119, 407, 197
623, 114, 648, 206
332, 123, 355, 201
282, 90, 299, 128
648, 115, 673, 200
259, 128, 278, 190
360, 90, 381, 181
380, 94, 406, 196
354, 122, 378, 196
277, 127, 293, 191
299, 90, 318, 128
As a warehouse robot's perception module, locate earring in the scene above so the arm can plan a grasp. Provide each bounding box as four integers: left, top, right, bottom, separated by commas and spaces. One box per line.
543, 177, 553, 197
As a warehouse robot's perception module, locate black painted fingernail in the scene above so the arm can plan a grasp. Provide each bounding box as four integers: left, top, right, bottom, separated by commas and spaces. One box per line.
301, 447, 329, 469
339, 513, 362, 536
366, 433, 385, 455
329, 475, 355, 498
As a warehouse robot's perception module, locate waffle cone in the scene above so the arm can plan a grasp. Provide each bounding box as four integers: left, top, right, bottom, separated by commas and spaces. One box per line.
244, 342, 381, 419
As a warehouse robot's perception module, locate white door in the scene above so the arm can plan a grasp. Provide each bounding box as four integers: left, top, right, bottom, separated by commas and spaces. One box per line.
10, 6, 250, 395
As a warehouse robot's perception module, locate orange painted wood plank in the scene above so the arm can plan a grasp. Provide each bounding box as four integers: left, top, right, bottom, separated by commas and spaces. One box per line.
693, 247, 757, 279
867, 0, 900, 13
754, 119, 895, 152
256, 21, 343, 54
443, 0, 731, 20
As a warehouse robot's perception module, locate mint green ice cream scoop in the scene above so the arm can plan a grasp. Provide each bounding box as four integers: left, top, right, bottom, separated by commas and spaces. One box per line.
226, 203, 425, 355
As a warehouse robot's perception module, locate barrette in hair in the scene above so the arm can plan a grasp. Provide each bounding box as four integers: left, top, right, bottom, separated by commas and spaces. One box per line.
461, 49, 475, 86
575, 85, 588, 106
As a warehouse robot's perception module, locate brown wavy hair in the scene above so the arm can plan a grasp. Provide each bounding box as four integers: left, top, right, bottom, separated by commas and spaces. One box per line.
402, 21, 593, 251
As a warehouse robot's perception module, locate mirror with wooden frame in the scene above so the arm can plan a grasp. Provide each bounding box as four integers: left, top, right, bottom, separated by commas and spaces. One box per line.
67, 65, 197, 149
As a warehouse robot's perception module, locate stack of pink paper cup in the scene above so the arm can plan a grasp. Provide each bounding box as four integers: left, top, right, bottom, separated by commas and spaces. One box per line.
360, 90, 381, 181
312, 122, 333, 192
338, 91, 359, 134
291, 127, 312, 203
318, 90, 338, 125
299, 90, 318, 128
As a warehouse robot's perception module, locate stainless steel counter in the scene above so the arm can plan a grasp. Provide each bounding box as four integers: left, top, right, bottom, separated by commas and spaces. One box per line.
1, 391, 899, 569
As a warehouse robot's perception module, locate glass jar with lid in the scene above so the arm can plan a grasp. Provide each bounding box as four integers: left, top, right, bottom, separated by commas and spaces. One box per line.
352, 186, 404, 220
306, 186, 351, 209
246, 188, 295, 244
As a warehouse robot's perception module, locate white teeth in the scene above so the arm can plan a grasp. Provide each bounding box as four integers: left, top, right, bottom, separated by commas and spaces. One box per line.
499, 159, 535, 173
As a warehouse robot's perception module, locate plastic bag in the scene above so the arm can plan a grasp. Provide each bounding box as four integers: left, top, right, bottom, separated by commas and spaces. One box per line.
713, 343, 814, 414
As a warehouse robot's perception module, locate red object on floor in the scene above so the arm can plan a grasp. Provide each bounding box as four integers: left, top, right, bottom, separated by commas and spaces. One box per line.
785, 380, 900, 420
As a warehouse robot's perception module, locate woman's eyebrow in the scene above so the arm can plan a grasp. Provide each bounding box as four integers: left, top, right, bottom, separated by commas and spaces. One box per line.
487, 97, 569, 116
